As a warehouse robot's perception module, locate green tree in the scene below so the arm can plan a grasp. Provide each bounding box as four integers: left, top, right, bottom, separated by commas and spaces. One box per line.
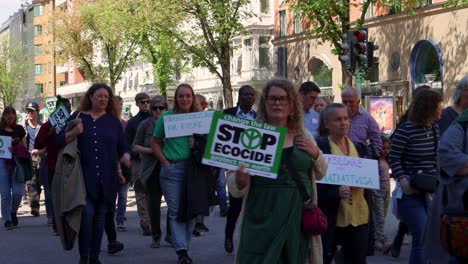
0, 35, 30, 107
51, 0, 141, 90
285, 0, 429, 86
165, 0, 252, 108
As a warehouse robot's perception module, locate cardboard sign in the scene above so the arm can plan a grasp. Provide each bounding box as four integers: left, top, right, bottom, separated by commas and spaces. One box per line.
164, 111, 214, 138
317, 154, 380, 190
202, 112, 286, 179
0, 136, 12, 159
49, 104, 70, 134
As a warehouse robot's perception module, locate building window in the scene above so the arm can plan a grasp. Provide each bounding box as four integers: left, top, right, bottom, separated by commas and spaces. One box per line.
277, 47, 287, 77
48, 63, 52, 73
35, 83, 44, 94
35, 64, 44, 75
244, 38, 253, 70
34, 25, 43, 36
410, 40, 443, 92
293, 12, 302, 34
279, 10, 286, 37
60, 81, 66, 86
260, 0, 269, 13
259, 37, 271, 68
237, 55, 242, 75
34, 6, 43, 16
417, 0, 432, 7
34, 45, 43, 55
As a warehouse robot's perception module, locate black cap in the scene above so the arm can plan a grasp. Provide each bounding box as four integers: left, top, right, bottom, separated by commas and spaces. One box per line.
26, 102, 39, 111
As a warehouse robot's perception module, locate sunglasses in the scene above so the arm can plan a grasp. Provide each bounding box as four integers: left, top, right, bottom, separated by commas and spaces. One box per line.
139, 100, 150, 105
151, 106, 166, 111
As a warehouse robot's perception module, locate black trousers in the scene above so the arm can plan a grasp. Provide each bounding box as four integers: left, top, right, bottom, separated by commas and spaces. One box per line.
105, 202, 117, 243
224, 194, 242, 239
147, 169, 170, 237
324, 224, 369, 264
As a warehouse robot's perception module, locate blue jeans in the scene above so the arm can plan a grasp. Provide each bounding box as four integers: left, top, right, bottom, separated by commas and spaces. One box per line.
217, 169, 227, 212
398, 194, 427, 264
115, 183, 129, 224
78, 196, 107, 257
41, 158, 53, 220
0, 159, 24, 222
160, 161, 194, 252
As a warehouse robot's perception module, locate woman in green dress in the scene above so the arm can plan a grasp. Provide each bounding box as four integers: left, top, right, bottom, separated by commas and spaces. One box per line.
228, 79, 327, 264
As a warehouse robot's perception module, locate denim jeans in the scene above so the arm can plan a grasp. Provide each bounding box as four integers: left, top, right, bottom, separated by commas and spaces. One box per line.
0, 159, 24, 223
115, 183, 129, 224
160, 161, 194, 252
41, 158, 53, 220
217, 169, 227, 212
78, 196, 107, 257
397, 194, 427, 264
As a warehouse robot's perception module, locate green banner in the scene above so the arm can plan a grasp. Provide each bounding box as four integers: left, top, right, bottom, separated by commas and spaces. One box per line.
202, 112, 286, 179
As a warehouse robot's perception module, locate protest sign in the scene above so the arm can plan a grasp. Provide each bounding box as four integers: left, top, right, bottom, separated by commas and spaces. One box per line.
0, 136, 12, 159
317, 154, 380, 190
164, 111, 214, 138
202, 112, 286, 179
49, 104, 70, 134
44, 97, 57, 113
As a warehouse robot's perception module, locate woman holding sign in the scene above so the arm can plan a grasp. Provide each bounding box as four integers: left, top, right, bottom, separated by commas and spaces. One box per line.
152, 83, 198, 264
228, 79, 327, 263
316, 103, 370, 264
0, 106, 27, 230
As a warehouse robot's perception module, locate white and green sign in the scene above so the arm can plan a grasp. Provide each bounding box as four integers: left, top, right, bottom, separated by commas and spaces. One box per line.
0, 136, 12, 159
49, 103, 70, 134
202, 112, 286, 179
44, 97, 57, 112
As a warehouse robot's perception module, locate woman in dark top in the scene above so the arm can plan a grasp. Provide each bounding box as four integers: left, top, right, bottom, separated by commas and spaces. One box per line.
438, 76, 468, 135
0, 106, 27, 230
58, 83, 130, 264
389, 89, 443, 264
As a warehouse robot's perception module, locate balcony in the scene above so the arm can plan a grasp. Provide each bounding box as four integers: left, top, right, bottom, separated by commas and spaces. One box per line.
56, 81, 91, 97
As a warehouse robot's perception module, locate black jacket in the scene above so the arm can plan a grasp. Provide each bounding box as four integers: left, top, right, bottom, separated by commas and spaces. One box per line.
125, 111, 151, 160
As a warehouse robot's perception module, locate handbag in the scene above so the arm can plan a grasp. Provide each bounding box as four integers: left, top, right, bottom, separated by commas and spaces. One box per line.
409, 125, 440, 193
440, 185, 468, 257
286, 157, 327, 236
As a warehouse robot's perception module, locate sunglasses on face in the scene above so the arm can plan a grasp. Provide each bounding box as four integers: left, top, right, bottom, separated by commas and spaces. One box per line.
151, 106, 166, 111
139, 100, 150, 105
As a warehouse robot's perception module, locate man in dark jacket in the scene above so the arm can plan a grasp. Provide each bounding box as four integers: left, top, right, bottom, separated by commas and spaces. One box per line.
222, 85, 256, 253
125, 92, 151, 235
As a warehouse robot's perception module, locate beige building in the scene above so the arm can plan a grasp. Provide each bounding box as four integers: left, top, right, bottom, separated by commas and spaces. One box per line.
273, 2, 468, 113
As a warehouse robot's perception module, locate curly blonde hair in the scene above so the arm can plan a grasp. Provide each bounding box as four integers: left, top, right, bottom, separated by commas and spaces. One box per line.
257, 79, 303, 134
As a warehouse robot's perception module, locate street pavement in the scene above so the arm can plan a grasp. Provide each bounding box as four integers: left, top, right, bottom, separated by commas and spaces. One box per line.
0, 191, 409, 264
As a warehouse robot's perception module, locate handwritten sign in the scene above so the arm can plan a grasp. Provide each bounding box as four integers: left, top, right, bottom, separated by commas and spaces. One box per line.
0, 136, 12, 159
49, 104, 70, 134
317, 154, 380, 190
202, 112, 286, 179
164, 111, 214, 138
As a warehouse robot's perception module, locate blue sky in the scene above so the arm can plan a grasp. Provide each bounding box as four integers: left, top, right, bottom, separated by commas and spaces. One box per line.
0, 0, 24, 25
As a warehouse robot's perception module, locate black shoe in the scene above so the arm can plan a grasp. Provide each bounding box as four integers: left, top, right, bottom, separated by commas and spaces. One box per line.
89, 256, 101, 264
195, 222, 209, 232
151, 235, 161, 248
141, 225, 151, 236
225, 237, 234, 253
31, 210, 40, 217
192, 228, 201, 237
79, 256, 88, 264
220, 209, 228, 217
4, 221, 12, 230
177, 254, 193, 264
107, 240, 124, 254
11, 212, 18, 227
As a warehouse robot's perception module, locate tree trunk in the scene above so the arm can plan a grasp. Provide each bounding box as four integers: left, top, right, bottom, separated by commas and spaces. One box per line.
221, 44, 233, 108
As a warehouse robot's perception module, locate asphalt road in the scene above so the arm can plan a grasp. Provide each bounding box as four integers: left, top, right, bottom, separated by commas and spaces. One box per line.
0, 191, 409, 264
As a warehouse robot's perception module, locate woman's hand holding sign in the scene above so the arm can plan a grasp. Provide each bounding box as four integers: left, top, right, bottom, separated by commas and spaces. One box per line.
236, 164, 250, 190
295, 135, 319, 160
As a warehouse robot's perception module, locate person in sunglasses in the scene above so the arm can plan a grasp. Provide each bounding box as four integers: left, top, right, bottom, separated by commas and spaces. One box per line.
125, 92, 152, 235
133, 96, 172, 248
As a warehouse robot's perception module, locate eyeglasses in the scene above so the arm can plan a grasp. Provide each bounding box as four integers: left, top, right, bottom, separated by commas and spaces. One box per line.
139, 100, 150, 105
265, 96, 289, 105
151, 106, 166, 111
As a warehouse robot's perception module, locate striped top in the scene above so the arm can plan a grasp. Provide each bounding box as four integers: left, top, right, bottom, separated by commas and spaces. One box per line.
389, 121, 439, 181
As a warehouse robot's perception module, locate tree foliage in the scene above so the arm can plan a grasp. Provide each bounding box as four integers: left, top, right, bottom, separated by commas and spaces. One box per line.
51, 0, 141, 89
285, 0, 430, 85
0, 35, 30, 107
163, 0, 252, 107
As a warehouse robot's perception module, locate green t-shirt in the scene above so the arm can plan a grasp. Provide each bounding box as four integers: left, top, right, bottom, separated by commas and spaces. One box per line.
153, 110, 190, 161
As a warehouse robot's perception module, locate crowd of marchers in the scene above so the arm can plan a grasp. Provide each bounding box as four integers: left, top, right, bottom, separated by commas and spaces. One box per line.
0, 76, 467, 264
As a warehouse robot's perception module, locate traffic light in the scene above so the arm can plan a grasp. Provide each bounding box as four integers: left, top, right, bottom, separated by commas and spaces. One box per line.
366, 41, 379, 70
338, 32, 354, 72
353, 28, 368, 69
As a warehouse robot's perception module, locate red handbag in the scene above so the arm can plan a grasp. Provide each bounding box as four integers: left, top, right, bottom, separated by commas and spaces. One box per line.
302, 201, 328, 236
286, 158, 328, 236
